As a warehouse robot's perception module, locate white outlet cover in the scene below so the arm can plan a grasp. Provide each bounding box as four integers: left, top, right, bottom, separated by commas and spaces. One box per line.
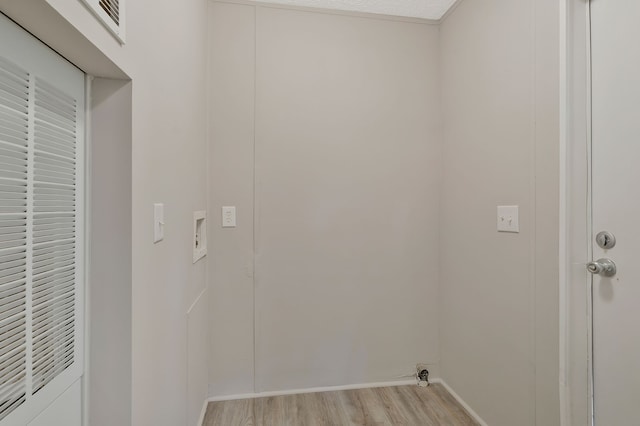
222, 206, 236, 228
497, 205, 519, 233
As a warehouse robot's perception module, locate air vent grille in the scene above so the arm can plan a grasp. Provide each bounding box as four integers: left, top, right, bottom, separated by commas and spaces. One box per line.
0, 52, 80, 422
0, 12, 85, 424
99, 0, 120, 26
31, 78, 77, 394
82, 0, 125, 42
0, 56, 28, 421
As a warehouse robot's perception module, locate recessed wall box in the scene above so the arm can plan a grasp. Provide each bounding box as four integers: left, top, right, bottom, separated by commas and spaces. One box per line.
193, 211, 207, 263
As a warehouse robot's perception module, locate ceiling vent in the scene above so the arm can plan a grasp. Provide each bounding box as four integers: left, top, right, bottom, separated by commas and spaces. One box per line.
82, 0, 125, 43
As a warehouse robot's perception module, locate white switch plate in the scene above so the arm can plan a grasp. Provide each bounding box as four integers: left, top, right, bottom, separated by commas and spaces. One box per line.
497, 205, 519, 233
222, 206, 236, 228
154, 203, 165, 243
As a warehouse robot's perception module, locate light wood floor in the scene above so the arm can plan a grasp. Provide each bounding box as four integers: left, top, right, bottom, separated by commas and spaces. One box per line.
203, 384, 480, 425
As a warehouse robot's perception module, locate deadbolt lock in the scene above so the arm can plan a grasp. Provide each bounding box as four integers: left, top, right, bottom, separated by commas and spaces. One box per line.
596, 231, 616, 250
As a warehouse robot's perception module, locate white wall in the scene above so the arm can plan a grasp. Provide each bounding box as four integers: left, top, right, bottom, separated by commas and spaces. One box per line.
208, 2, 442, 396
89, 78, 132, 426
1, 1, 563, 424
207, 2, 256, 396
187, 290, 209, 426
439, 0, 559, 425
123, 3, 210, 421
254, 6, 442, 392
0, 1, 211, 425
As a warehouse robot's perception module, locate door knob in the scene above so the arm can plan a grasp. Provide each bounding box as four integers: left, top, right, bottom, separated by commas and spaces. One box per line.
587, 258, 617, 277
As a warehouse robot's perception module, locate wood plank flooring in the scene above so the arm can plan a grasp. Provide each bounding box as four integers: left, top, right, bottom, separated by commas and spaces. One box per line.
203, 384, 480, 426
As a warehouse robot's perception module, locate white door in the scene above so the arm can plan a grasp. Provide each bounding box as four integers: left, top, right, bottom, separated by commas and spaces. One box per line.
0, 13, 85, 426
590, 0, 640, 424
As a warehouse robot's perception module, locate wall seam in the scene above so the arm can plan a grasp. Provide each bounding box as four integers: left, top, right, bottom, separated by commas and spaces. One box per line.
530, 0, 539, 424
205, 2, 213, 407
252, 4, 258, 395
436, 20, 445, 383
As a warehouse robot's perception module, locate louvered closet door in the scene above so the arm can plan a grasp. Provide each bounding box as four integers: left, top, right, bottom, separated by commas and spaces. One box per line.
0, 13, 85, 426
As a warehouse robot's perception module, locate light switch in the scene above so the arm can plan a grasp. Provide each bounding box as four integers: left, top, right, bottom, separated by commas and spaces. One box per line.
497, 205, 519, 233
154, 203, 165, 243
222, 206, 236, 228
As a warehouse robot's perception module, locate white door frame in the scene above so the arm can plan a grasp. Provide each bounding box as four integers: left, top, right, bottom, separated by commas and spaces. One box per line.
560, 1, 593, 425
82, 74, 92, 426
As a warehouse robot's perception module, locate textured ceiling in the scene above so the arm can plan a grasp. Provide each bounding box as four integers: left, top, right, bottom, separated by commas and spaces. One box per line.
251, 0, 459, 20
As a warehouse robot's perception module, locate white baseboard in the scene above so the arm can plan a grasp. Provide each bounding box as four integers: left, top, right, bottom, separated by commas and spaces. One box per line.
207, 378, 417, 403
431, 379, 489, 426
197, 398, 208, 426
